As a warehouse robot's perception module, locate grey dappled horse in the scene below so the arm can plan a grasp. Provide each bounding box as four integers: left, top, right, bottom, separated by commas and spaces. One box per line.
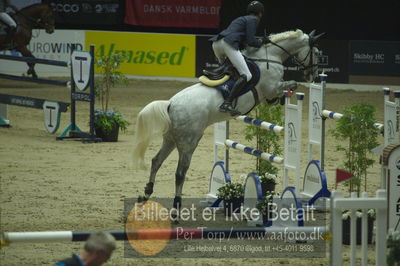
132, 29, 323, 211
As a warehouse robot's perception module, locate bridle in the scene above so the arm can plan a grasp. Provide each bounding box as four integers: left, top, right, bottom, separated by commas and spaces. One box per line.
249, 38, 318, 73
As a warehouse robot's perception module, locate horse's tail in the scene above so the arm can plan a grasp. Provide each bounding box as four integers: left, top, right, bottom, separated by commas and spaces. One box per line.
132, 100, 171, 170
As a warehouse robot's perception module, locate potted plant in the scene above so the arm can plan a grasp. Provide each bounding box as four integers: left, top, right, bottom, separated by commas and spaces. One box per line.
94, 53, 129, 142
259, 173, 277, 195
94, 110, 129, 142
217, 183, 244, 217
341, 209, 375, 245
387, 230, 400, 266
256, 191, 278, 224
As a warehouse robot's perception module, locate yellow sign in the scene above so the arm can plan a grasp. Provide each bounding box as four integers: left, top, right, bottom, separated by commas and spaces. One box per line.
86, 31, 195, 77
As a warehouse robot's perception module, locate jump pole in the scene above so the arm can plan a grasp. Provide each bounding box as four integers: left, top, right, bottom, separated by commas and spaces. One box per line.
2, 226, 327, 244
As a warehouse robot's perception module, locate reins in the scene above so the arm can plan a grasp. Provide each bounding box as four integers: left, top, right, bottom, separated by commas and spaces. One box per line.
248, 39, 318, 72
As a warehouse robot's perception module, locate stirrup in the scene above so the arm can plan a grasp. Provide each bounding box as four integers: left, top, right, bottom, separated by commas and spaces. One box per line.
219, 102, 241, 116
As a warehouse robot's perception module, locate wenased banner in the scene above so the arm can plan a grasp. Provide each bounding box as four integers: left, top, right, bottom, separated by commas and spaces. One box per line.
86, 31, 196, 77
124, 0, 221, 28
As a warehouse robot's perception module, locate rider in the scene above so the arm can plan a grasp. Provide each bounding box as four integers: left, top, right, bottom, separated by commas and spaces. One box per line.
209, 1, 269, 115
0, 0, 18, 36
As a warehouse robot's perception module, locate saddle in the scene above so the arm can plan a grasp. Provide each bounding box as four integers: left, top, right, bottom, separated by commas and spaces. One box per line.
199, 58, 260, 100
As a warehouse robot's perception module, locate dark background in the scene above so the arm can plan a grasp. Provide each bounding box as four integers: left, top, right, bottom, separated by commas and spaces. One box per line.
52, 0, 400, 41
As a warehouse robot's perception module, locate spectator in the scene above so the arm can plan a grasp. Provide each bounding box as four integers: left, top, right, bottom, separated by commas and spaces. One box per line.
55, 231, 116, 266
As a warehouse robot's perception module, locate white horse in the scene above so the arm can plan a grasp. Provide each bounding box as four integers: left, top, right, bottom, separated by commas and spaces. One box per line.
132, 29, 323, 209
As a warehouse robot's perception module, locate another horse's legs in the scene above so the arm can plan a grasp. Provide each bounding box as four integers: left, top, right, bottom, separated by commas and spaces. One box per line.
142, 135, 176, 200
18, 46, 37, 78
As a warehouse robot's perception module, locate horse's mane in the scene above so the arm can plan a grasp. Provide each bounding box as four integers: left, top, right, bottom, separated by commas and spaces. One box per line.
269, 29, 303, 43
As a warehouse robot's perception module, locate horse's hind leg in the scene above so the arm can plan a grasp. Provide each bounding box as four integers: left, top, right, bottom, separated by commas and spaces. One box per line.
173, 137, 201, 212
141, 135, 176, 200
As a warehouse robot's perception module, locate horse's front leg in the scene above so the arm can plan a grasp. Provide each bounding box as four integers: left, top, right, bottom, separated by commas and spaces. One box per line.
18, 46, 37, 78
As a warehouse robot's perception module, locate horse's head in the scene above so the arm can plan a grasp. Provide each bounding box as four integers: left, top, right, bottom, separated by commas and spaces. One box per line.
19, 3, 56, 34
38, 4, 55, 34
291, 30, 323, 82
300, 30, 324, 82
264, 29, 324, 82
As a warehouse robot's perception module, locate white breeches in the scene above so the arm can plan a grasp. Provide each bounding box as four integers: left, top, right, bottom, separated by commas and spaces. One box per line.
212, 39, 252, 82
0, 12, 16, 28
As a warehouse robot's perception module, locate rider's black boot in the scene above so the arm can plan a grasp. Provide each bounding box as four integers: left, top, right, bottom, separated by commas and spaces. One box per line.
219, 75, 247, 116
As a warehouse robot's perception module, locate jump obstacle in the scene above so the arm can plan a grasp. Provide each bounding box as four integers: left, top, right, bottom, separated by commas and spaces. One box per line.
200, 92, 305, 227
0, 45, 100, 142
202, 73, 399, 228
307, 73, 399, 169
307, 73, 400, 195
206, 92, 304, 197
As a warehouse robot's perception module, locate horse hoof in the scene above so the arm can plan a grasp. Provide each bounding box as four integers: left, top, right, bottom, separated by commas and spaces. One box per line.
137, 195, 148, 203
144, 182, 154, 196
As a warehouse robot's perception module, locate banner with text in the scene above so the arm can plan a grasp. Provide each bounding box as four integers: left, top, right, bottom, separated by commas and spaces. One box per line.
124, 0, 221, 28
0, 30, 85, 76
349, 40, 400, 77
86, 31, 196, 77
51, 0, 124, 25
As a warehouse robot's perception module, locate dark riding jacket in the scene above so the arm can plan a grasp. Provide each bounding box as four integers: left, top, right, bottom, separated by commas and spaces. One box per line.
210, 15, 262, 50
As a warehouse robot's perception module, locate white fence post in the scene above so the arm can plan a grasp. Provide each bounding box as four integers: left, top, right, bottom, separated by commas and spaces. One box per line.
361, 192, 368, 266
331, 189, 387, 266
375, 189, 387, 266
330, 190, 343, 266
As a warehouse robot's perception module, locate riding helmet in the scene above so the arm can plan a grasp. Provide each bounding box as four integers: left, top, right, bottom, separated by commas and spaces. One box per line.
247, 1, 264, 15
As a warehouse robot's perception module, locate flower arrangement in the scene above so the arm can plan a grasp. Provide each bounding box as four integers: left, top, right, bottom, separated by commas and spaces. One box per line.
94, 110, 128, 134
217, 183, 244, 201
387, 230, 400, 266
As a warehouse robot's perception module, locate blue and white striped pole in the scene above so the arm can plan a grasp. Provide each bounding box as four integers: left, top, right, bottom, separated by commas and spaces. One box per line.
322, 110, 384, 131
225, 139, 284, 164
235, 116, 284, 135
